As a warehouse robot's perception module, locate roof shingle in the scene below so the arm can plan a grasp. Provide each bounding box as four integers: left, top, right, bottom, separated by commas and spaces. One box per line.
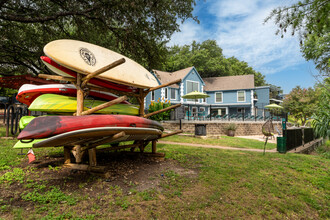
203, 75, 255, 91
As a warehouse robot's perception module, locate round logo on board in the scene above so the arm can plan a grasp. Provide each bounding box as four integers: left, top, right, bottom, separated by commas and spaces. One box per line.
79, 48, 96, 66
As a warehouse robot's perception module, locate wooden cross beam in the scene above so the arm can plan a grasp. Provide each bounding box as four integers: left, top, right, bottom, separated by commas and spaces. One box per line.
81, 58, 125, 87
144, 103, 181, 118
73, 95, 127, 116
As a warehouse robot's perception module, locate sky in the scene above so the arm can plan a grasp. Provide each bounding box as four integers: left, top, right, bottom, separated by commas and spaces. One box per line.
168, 0, 318, 94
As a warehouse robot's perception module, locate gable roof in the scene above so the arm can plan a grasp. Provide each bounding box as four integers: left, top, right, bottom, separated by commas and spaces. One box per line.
152, 67, 194, 88
203, 75, 255, 91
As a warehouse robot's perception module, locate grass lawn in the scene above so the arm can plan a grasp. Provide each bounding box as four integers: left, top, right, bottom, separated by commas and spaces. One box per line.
161, 134, 277, 150
0, 126, 329, 219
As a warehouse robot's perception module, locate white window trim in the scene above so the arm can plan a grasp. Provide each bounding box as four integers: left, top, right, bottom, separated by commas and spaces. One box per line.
151, 91, 155, 101
215, 92, 223, 103
170, 88, 177, 100
237, 90, 246, 102
185, 80, 200, 103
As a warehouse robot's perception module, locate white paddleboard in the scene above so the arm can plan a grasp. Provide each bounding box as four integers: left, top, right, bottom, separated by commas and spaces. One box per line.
44, 39, 159, 89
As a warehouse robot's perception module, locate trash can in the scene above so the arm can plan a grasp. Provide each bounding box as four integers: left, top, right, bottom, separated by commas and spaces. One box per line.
195, 124, 207, 136
277, 136, 286, 153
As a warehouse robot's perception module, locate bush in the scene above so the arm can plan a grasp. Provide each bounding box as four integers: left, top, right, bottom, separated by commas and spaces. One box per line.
148, 98, 172, 121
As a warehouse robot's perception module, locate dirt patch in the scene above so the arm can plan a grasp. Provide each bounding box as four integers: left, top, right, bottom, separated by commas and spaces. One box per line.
0, 150, 199, 213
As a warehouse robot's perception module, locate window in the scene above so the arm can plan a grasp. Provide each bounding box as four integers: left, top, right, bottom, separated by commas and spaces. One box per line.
237, 91, 245, 102
164, 88, 168, 99
215, 92, 223, 103
171, 88, 176, 100
186, 81, 199, 93
186, 81, 199, 101
199, 107, 205, 112
151, 91, 155, 101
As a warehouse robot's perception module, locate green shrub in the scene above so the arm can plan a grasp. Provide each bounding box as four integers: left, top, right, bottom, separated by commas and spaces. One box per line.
148, 98, 172, 121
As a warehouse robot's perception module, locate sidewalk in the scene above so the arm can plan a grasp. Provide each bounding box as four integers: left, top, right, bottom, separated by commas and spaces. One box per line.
157, 140, 278, 153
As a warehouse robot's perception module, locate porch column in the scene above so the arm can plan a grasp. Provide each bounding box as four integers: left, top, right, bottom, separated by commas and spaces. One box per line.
180, 82, 184, 103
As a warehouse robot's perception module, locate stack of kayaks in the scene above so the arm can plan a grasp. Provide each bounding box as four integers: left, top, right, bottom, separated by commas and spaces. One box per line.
15, 39, 162, 149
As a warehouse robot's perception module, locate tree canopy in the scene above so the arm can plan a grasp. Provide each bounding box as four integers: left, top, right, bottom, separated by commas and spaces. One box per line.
0, 0, 197, 76
163, 40, 267, 86
282, 86, 320, 126
265, 0, 329, 76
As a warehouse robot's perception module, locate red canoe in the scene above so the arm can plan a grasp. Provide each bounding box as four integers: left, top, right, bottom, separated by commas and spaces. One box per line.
16, 84, 130, 106
40, 56, 138, 93
17, 115, 163, 140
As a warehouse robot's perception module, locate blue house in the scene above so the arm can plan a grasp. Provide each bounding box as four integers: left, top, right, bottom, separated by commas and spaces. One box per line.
145, 67, 271, 119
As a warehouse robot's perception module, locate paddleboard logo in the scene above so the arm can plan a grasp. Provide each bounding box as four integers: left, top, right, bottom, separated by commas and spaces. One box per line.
79, 48, 96, 66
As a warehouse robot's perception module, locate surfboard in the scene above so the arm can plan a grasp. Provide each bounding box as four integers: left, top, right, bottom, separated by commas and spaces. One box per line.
41, 56, 138, 93
43, 39, 159, 89
16, 84, 130, 106
33, 127, 162, 148
18, 115, 163, 140
28, 94, 139, 115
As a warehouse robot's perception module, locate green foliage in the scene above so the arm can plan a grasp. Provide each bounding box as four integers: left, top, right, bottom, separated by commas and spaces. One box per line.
0, 168, 25, 185
265, 0, 330, 75
164, 40, 267, 86
21, 186, 77, 205
282, 86, 320, 125
312, 79, 330, 138
0, 0, 197, 76
148, 99, 172, 121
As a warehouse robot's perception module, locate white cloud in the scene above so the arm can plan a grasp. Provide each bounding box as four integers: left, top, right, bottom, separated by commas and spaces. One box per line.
168, 0, 306, 75
167, 20, 204, 46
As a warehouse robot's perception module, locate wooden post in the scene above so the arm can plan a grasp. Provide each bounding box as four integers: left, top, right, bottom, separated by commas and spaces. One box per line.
152, 140, 157, 154
88, 148, 97, 166
138, 89, 146, 117
74, 73, 84, 163
64, 146, 71, 164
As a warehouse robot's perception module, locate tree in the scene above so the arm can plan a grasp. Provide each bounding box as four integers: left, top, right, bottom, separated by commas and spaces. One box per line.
0, 0, 197, 76
282, 86, 320, 125
312, 78, 330, 138
164, 40, 267, 86
265, 0, 330, 76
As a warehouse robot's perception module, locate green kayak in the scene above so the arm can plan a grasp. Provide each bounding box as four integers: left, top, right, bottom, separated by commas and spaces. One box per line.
29, 94, 139, 115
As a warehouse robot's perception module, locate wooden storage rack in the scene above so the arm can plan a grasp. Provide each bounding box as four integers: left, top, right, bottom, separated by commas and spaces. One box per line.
39, 58, 182, 171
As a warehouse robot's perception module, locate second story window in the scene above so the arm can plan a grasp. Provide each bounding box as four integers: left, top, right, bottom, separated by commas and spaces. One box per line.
237, 91, 245, 102
187, 81, 199, 93
171, 88, 176, 100
215, 92, 223, 103
186, 81, 199, 101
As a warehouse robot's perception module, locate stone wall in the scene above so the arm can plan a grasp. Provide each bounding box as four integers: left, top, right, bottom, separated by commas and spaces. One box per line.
162, 121, 282, 136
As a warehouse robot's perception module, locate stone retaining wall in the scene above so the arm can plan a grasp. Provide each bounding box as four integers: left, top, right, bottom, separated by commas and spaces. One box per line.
162, 121, 282, 136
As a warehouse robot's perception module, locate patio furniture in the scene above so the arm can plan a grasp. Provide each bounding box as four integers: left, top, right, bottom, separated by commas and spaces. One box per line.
262, 118, 275, 155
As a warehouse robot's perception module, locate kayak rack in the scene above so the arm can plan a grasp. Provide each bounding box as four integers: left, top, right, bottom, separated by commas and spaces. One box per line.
38, 59, 183, 171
